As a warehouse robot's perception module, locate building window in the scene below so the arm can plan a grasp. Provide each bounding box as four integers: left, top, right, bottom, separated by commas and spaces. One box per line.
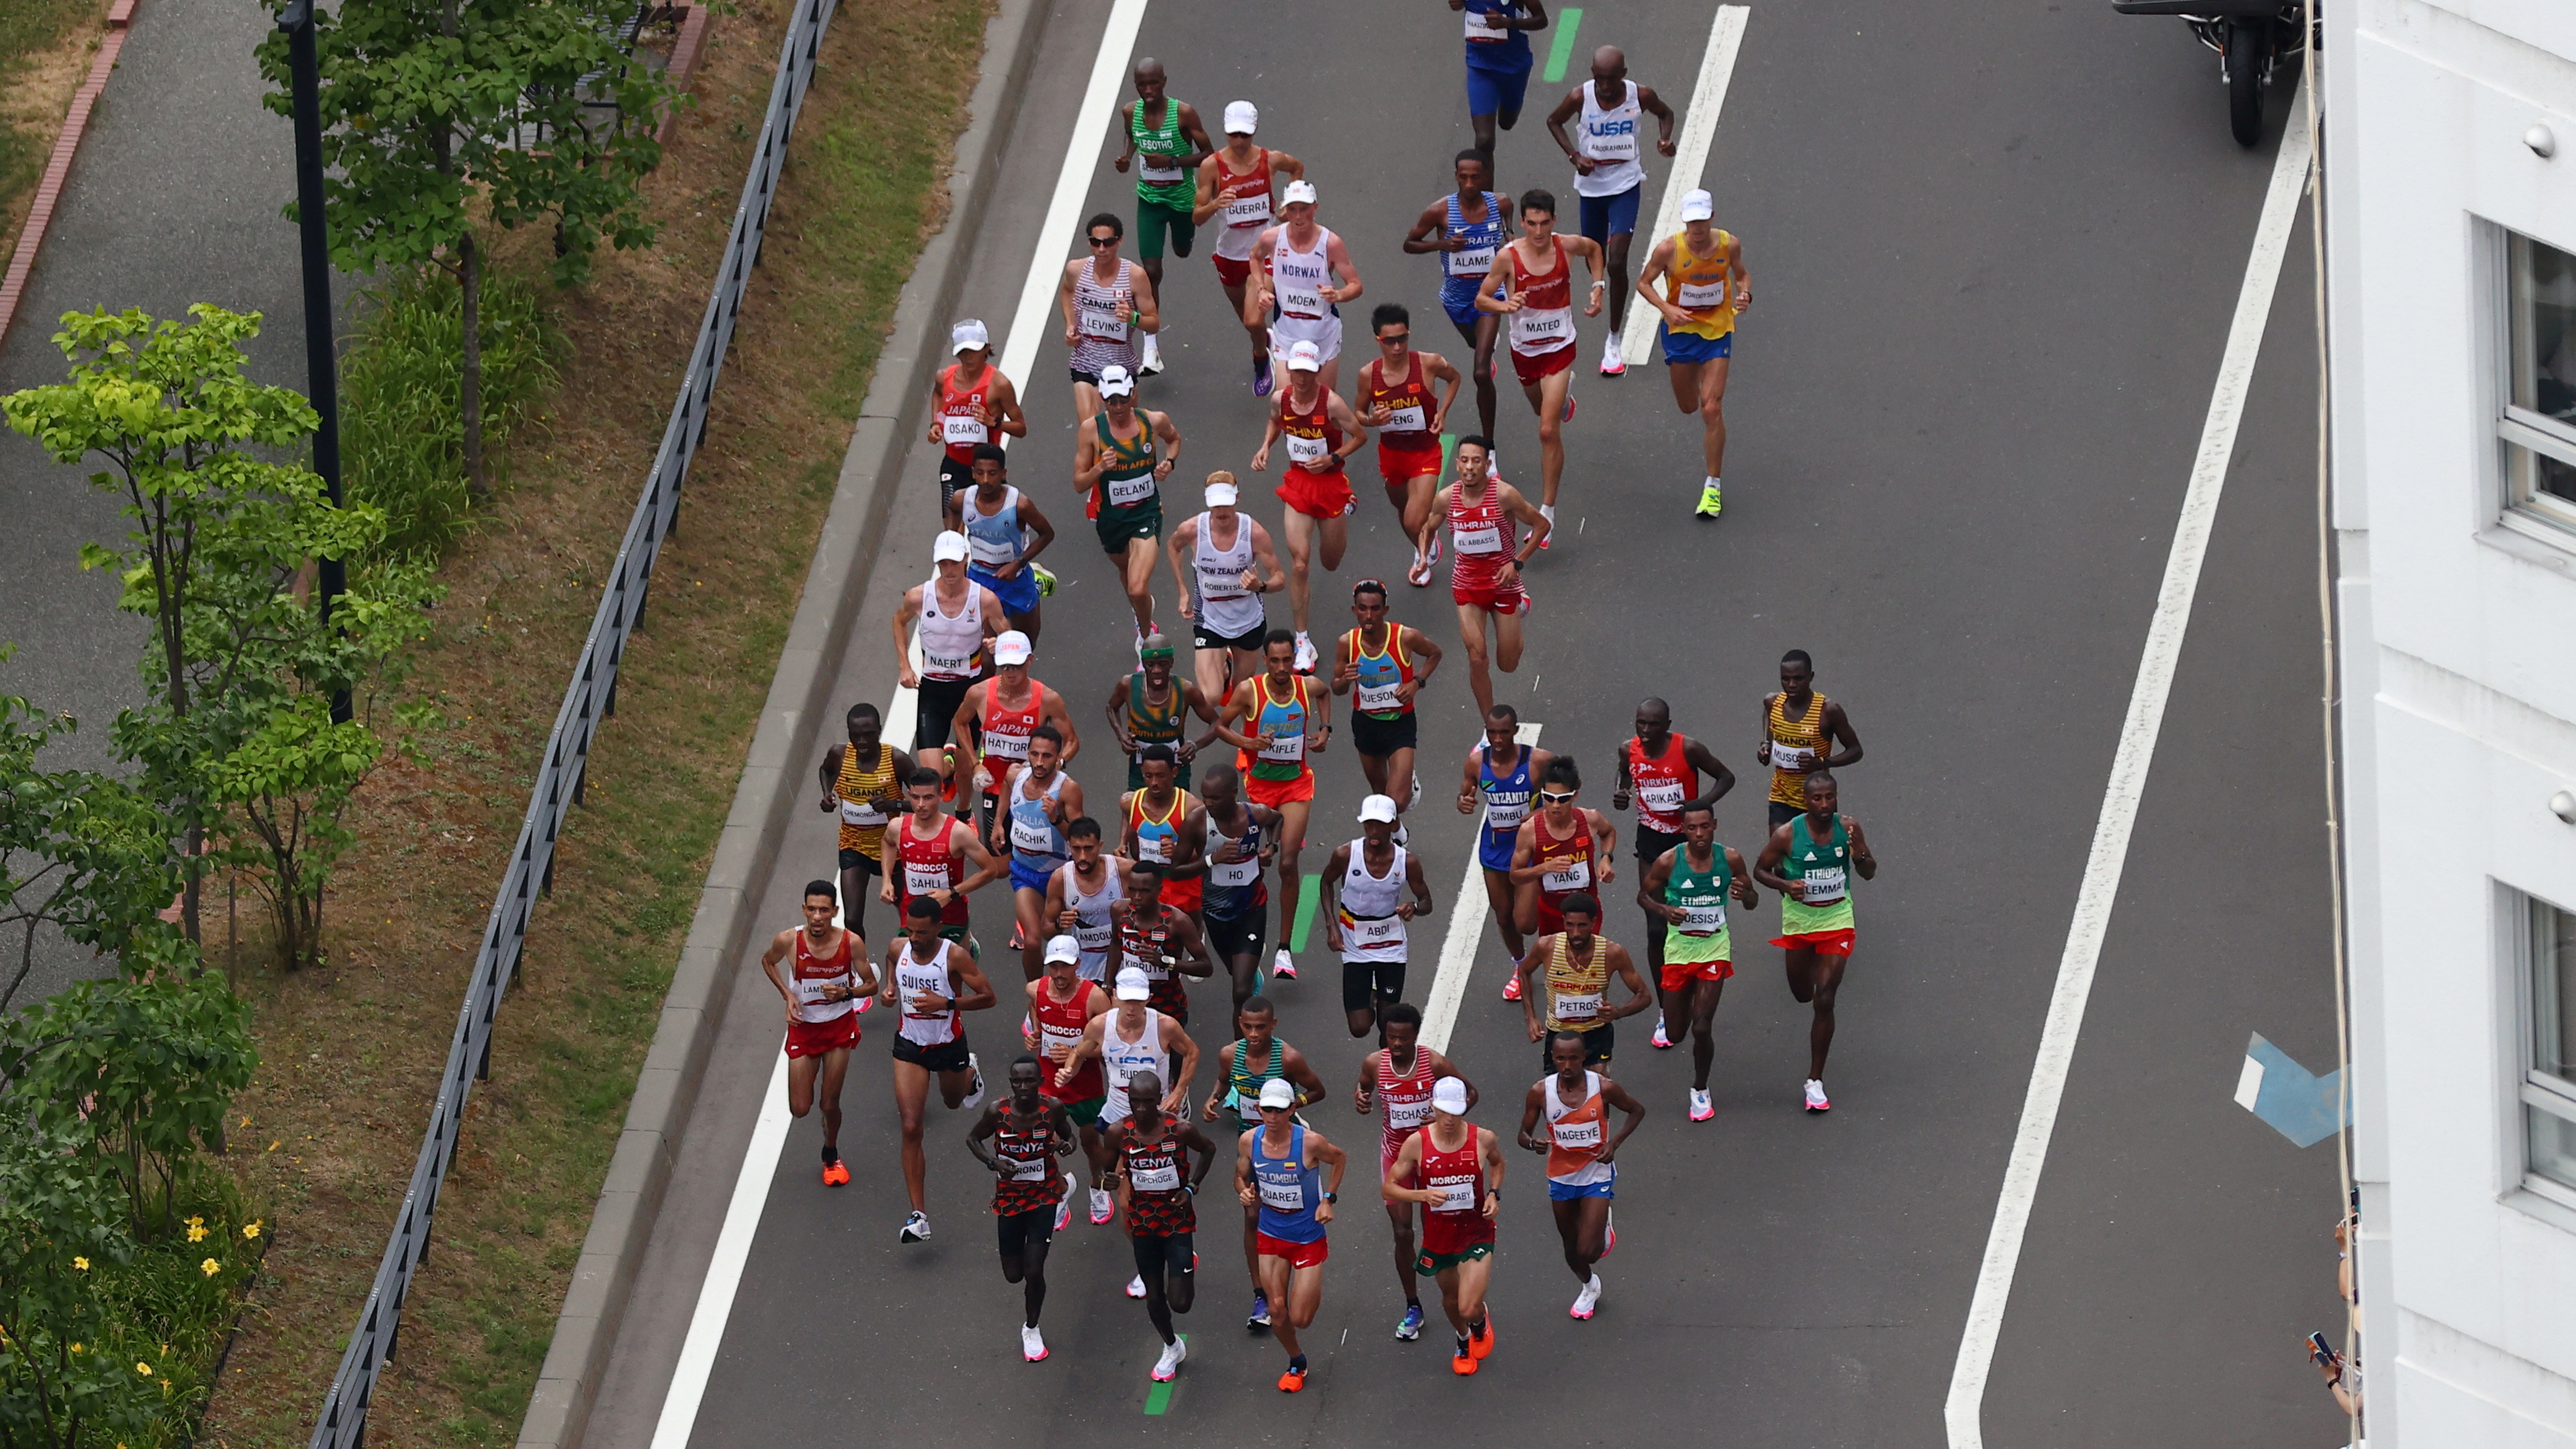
2502, 231, 2576, 536
2528, 894, 2576, 1203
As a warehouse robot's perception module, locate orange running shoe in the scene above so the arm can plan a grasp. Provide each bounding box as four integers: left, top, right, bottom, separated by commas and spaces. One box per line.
1451, 1344, 1479, 1375
1276, 1362, 1307, 1393
821, 1155, 850, 1187
1469, 1312, 1495, 1360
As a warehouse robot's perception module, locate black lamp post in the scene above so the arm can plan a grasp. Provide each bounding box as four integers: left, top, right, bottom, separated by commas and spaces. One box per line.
277, 0, 351, 724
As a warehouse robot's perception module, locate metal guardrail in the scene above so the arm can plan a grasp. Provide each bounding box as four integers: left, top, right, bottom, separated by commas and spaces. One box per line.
306, 3, 841, 1445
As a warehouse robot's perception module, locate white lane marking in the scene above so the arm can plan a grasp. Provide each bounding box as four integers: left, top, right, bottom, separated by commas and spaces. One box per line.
646, 0, 1151, 1436
1621, 4, 1751, 370
2232, 1054, 2267, 1112
1941, 78, 2314, 1449
1420, 723, 1541, 1055
996, 0, 1151, 392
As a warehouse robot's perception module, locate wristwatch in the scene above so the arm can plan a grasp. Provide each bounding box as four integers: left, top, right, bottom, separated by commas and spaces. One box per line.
1323, 1191, 1338, 1204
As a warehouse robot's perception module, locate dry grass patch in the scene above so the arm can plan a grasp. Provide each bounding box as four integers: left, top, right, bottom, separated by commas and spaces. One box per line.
0, 0, 103, 262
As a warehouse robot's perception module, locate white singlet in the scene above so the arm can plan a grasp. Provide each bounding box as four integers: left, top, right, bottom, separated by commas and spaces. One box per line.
1574, 79, 1644, 198
1192, 510, 1266, 639
1058, 860, 1125, 981
893, 938, 964, 1047
1337, 840, 1408, 963
1099, 1007, 1167, 1123
1266, 226, 1343, 363
916, 575, 984, 681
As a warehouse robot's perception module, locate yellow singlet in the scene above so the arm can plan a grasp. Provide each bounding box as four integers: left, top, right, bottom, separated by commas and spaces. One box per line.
1661, 226, 1736, 340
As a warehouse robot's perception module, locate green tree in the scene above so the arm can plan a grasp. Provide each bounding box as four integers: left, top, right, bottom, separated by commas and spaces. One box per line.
0, 1116, 155, 1449
0, 695, 183, 1012
257, 0, 670, 496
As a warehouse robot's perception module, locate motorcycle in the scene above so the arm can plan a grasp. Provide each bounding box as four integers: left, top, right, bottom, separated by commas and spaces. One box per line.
2110, 0, 2312, 148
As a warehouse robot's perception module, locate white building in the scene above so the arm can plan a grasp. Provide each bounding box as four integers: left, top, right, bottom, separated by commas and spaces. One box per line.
2330, 1, 2576, 1442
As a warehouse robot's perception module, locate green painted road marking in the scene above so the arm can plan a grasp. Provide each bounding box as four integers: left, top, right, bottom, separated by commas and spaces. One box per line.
1542, 8, 1584, 82
1291, 884, 1317, 954
1142, 1336, 1188, 1414
1441, 432, 1458, 475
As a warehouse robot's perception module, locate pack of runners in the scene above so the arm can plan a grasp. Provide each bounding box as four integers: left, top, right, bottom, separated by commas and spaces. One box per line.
765, 24, 1892, 1394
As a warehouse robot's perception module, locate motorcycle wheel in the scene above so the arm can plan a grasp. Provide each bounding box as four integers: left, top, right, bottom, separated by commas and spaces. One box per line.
2226, 18, 2266, 147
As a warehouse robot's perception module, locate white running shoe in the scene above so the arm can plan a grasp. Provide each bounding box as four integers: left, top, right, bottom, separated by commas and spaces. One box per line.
1650, 1017, 1673, 1050
961, 1053, 986, 1110
1151, 1336, 1188, 1381
1409, 773, 1423, 808
1538, 503, 1556, 550
1141, 333, 1165, 377
1292, 631, 1317, 674
1021, 1323, 1048, 1362
1803, 1078, 1831, 1114
1603, 1206, 1616, 1257
1570, 1273, 1602, 1320
1598, 332, 1624, 377
1271, 946, 1298, 981
900, 1209, 930, 1243
1091, 1186, 1115, 1224
1393, 821, 1409, 847
1689, 1088, 1714, 1122
1127, 1273, 1148, 1299
1055, 1178, 1074, 1232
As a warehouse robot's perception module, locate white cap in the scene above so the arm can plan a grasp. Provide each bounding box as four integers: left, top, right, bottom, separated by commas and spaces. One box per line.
1257, 1078, 1298, 1110
1280, 178, 1317, 207
1222, 100, 1259, 134
1098, 363, 1136, 399
1678, 188, 1715, 223
992, 629, 1032, 666
1044, 934, 1081, 965
1359, 794, 1399, 823
950, 318, 990, 352
1432, 1076, 1470, 1116
1286, 339, 1321, 371
1115, 967, 1152, 1001
932, 530, 971, 564
1204, 480, 1239, 506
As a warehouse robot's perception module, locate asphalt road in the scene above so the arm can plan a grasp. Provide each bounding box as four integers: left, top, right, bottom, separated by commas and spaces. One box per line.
582, 1, 2348, 1445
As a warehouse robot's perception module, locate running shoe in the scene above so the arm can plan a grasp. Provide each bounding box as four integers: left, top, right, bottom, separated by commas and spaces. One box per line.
1561, 394, 1578, 424
1501, 971, 1523, 1002
1598, 332, 1624, 377
900, 1209, 930, 1243
1803, 1078, 1831, 1114
1695, 480, 1723, 518
1426, 532, 1442, 570
1537, 503, 1555, 550
1054, 1179, 1074, 1232
1292, 631, 1317, 674
1407, 548, 1434, 588
1410, 773, 1423, 809
1127, 1273, 1148, 1299
1252, 352, 1274, 397
1469, 1312, 1495, 1360
962, 1053, 986, 1110
1134, 621, 1149, 664
1277, 1361, 1307, 1393
1451, 1343, 1479, 1376
1570, 1273, 1602, 1320
1393, 821, 1410, 848
1603, 1207, 1616, 1258
1272, 947, 1298, 981
1650, 1017, 1673, 1050
1395, 1303, 1425, 1341
820, 1151, 850, 1187
1032, 562, 1057, 597
1689, 1088, 1714, 1122
1248, 1292, 1272, 1330
1152, 1337, 1187, 1381
1141, 334, 1165, 377
1021, 1323, 1048, 1362
1091, 1187, 1115, 1225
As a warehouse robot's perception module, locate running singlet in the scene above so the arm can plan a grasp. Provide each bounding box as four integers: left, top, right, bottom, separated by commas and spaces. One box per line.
1191, 511, 1265, 638
1100, 1008, 1165, 1122
1129, 98, 1194, 206
1766, 692, 1832, 809
1336, 841, 1408, 962
1058, 861, 1123, 975
1530, 810, 1596, 909
1572, 79, 1643, 198
893, 937, 964, 1046
1341, 627, 1416, 719
1212, 147, 1276, 262
1540, 932, 1612, 1034
1072, 259, 1137, 356
1666, 846, 1731, 939
1123, 671, 1186, 764
1443, 191, 1509, 280
1787, 813, 1850, 906
833, 744, 900, 857
1269, 226, 1337, 321
1543, 1069, 1614, 1186
1362, 356, 1440, 453
1125, 789, 1193, 870
1203, 809, 1267, 920
1664, 226, 1737, 340
788, 927, 858, 1023
1122, 1126, 1196, 1235
959, 486, 1026, 572
936, 362, 995, 463
1477, 743, 1535, 866
1626, 733, 1699, 835
1252, 1124, 1325, 1242
1248, 676, 1313, 782
1092, 411, 1160, 515
1506, 239, 1575, 357
917, 576, 985, 683
1006, 766, 1070, 877
978, 678, 1047, 770
991, 1110, 1066, 1215
1119, 903, 1189, 1018
1460, 0, 1534, 69
1034, 979, 1103, 1102
1447, 481, 1518, 592
1416, 1125, 1493, 1256
893, 813, 971, 928
1375, 1046, 1437, 1147
1224, 1035, 1286, 1119
1278, 389, 1344, 475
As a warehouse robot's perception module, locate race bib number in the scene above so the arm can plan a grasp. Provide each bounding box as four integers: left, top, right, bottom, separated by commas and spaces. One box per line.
1258, 1178, 1305, 1212
1388, 1098, 1433, 1130
1382, 402, 1426, 433
1551, 1116, 1603, 1149
1076, 919, 1113, 951
1128, 949, 1172, 980
1463, 8, 1507, 40
942, 413, 988, 444
1285, 433, 1329, 467
1080, 306, 1129, 342
1136, 833, 1172, 864
1553, 991, 1602, 1021
1260, 731, 1306, 763
1801, 866, 1847, 904
922, 648, 977, 678
1198, 563, 1250, 600
969, 536, 1019, 569
1512, 307, 1569, 348
1224, 195, 1271, 228
1638, 780, 1686, 814
1446, 242, 1496, 276
1210, 856, 1260, 887
1679, 279, 1728, 310
1129, 1162, 1180, 1192
1679, 902, 1725, 936
1771, 744, 1815, 771
1009, 815, 1057, 856
1040, 1022, 1081, 1055
1345, 915, 1404, 950
1541, 860, 1591, 894
1106, 471, 1158, 508
1009, 1156, 1049, 1181
1433, 1179, 1477, 1212
1278, 280, 1325, 317
904, 864, 948, 896
1452, 522, 1504, 555
1484, 797, 1528, 831
1357, 679, 1402, 713
1141, 153, 1186, 182
1586, 127, 1638, 162
840, 800, 888, 828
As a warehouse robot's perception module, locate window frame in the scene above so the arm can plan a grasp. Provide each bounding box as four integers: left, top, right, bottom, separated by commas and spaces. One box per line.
2497, 229, 2576, 543
2517, 889, 2576, 1213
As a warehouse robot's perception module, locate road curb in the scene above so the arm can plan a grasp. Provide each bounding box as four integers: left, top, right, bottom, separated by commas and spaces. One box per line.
513, 3, 1049, 1447
0, 0, 140, 355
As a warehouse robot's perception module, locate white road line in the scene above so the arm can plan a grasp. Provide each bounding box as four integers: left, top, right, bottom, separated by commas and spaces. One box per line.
1420, 723, 1540, 1055
1621, 4, 1751, 370
1940, 80, 2314, 1449
645, 4, 1150, 1440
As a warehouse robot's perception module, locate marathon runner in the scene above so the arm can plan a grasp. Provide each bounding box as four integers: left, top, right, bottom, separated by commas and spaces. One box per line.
1508, 756, 1617, 960
1513, 892, 1650, 1069
1102, 1067, 1217, 1382
1382, 1076, 1505, 1376
966, 1055, 1078, 1362
890, 531, 1005, 775
927, 320, 1026, 508
1759, 649, 1864, 828
1636, 802, 1759, 1121
1002, 724, 1082, 982
1024, 934, 1110, 1199
818, 702, 902, 939
1071, 366, 1182, 650
1111, 59, 1212, 375
1237, 1080, 1347, 1392
1056, 966, 1198, 1225
1120, 745, 1203, 931
1454, 0, 1550, 155
1319, 795, 1435, 1040
1423, 436, 1548, 721
943, 443, 1054, 640
1188, 763, 1281, 1019
1458, 705, 1553, 998
1634, 188, 1749, 517
1104, 634, 1219, 792
1112, 860, 1215, 1031
1248, 179, 1363, 397
1331, 580, 1442, 829
1249, 341, 1366, 673
1164, 475, 1288, 707
1043, 818, 1126, 982
1752, 771, 1877, 1113
881, 894, 999, 1243
1190, 103, 1304, 396
1059, 212, 1159, 419
1607, 697, 1735, 1032
1356, 304, 1463, 581
1402, 150, 1509, 442
1199, 995, 1327, 1331
1212, 629, 1331, 984
950, 631, 1080, 842
760, 880, 876, 1186
1517, 1031, 1646, 1319
1543, 46, 1675, 377
1477, 189, 1605, 529
1354, 1001, 1474, 1343
878, 766, 1003, 949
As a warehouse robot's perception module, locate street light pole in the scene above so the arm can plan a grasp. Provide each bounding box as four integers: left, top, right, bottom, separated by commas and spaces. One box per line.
278, 0, 351, 724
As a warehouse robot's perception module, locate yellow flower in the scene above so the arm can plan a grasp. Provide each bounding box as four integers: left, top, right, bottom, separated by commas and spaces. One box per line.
71, 1256, 89, 1271
267, 1141, 280, 1152
200, 1258, 221, 1277
186, 1224, 208, 1242
243, 1220, 262, 1239
134, 1362, 152, 1377
68, 1344, 82, 1354
186, 1216, 204, 1228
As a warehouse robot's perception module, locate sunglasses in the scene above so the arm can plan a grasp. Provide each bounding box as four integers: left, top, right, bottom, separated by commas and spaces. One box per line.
1087, 235, 1118, 248
1377, 331, 1410, 345
1539, 790, 1576, 802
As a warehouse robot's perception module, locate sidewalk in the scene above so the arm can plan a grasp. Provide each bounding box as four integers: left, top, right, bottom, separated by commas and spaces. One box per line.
0, 0, 335, 1008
